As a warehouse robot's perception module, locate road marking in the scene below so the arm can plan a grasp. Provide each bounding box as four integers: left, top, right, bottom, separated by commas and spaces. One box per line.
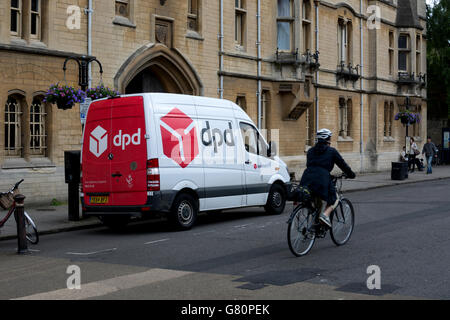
144, 238, 170, 245
13, 268, 192, 300
65, 248, 117, 256
193, 230, 216, 236
233, 223, 252, 228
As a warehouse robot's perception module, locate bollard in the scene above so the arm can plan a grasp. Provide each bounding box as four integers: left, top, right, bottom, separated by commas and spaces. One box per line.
13, 194, 29, 254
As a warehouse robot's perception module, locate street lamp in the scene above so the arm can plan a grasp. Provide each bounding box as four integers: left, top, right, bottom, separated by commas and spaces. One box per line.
62, 55, 103, 221
63, 55, 103, 91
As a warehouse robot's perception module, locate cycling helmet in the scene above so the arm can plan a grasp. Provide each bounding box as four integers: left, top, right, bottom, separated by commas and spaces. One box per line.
316, 128, 332, 141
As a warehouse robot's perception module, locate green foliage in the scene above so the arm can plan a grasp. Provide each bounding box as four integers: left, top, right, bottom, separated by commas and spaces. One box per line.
427, 0, 450, 119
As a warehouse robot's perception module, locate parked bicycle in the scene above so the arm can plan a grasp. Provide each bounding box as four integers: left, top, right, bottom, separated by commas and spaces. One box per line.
0, 179, 39, 244
287, 174, 354, 256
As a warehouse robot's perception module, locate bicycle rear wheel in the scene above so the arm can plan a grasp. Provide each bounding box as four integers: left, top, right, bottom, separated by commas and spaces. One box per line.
24, 211, 39, 244
330, 198, 354, 246
287, 205, 316, 256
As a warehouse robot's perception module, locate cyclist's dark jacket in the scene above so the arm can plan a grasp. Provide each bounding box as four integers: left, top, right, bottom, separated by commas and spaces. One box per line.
300, 141, 356, 205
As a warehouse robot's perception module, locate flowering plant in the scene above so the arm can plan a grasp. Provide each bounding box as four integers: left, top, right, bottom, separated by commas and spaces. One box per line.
85, 85, 120, 101
44, 84, 85, 110
394, 110, 421, 124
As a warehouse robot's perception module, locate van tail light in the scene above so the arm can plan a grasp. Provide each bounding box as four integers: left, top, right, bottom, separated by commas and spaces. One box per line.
147, 158, 160, 191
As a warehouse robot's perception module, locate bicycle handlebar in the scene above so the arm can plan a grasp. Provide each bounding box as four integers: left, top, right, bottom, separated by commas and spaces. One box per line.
14, 179, 24, 190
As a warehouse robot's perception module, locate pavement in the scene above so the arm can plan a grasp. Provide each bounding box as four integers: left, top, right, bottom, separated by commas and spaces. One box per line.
1, 164, 449, 241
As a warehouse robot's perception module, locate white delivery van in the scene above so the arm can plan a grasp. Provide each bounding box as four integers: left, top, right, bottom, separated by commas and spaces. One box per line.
81, 93, 291, 230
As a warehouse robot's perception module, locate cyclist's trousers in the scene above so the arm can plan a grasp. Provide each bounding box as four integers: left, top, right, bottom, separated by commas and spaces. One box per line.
317, 193, 339, 212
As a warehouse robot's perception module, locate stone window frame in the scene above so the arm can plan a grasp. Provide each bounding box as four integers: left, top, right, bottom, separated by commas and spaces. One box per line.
398, 33, 410, 73
186, 0, 203, 40
187, 0, 198, 32
415, 33, 421, 75
277, 0, 295, 52
301, 0, 312, 53
388, 30, 394, 76
338, 97, 353, 140
4, 95, 24, 157
29, 96, 48, 156
338, 18, 353, 65
10, 0, 23, 38
113, 0, 136, 28
30, 0, 41, 40
383, 101, 395, 139
236, 95, 247, 112
235, 0, 247, 50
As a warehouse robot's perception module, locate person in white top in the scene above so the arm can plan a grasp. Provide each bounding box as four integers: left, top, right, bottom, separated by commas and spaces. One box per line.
409, 137, 420, 172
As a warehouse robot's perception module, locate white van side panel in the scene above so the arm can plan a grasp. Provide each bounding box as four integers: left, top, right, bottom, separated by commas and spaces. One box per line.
151, 94, 204, 208
194, 97, 246, 210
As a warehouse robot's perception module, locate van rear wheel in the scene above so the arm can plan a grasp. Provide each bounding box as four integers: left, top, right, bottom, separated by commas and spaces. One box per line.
169, 193, 198, 230
264, 184, 286, 215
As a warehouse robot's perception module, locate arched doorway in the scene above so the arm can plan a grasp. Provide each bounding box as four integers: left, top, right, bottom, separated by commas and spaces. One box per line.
115, 43, 203, 96
125, 68, 168, 94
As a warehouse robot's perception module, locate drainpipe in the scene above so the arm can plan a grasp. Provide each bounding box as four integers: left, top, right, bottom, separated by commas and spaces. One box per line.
257, 0, 262, 129
86, 0, 93, 88
314, 1, 319, 133
218, 0, 224, 99
359, 0, 364, 172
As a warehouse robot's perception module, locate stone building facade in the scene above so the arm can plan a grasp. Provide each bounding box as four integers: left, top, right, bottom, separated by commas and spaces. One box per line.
0, 0, 427, 204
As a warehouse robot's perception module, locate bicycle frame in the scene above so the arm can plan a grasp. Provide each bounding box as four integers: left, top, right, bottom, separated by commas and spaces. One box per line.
0, 202, 16, 228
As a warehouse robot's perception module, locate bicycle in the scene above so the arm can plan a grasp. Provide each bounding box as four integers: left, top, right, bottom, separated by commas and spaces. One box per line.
287, 174, 354, 257
0, 179, 39, 244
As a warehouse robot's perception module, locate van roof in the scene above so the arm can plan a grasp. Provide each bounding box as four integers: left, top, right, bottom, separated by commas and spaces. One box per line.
100, 93, 251, 122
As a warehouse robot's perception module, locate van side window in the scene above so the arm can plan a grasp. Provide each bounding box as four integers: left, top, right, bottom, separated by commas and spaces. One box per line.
239, 122, 258, 154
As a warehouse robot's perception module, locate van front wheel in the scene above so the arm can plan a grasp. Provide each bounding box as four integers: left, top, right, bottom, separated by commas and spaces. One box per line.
264, 184, 286, 215
169, 193, 198, 230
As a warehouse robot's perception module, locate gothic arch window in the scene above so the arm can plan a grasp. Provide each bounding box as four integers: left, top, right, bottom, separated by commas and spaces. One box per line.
29, 96, 47, 155
4, 95, 23, 157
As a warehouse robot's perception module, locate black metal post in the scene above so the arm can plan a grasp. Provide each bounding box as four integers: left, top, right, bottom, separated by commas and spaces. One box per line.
68, 182, 80, 221
14, 194, 28, 254
62, 57, 102, 221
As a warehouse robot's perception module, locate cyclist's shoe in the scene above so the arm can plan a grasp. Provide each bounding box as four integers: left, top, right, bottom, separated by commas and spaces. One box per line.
319, 214, 332, 228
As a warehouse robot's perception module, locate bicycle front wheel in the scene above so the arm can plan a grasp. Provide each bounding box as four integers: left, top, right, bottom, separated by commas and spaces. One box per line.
24, 211, 39, 244
330, 198, 354, 246
287, 205, 316, 257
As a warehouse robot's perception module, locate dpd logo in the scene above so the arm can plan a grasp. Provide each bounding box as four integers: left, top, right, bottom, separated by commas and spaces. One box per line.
89, 126, 108, 158
160, 108, 199, 168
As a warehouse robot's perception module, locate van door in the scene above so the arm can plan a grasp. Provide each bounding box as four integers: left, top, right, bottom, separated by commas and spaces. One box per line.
109, 96, 147, 206
82, 96, 147, 207
239, 122, 267, 206
82, 99, 112, 206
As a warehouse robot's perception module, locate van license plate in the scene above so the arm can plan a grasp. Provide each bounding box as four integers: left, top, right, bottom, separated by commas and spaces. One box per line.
90, 196, 109, 204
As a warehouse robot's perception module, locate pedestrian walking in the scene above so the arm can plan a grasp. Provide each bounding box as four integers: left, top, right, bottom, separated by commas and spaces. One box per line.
408, 137, 420, 172
422, 137, 438, 174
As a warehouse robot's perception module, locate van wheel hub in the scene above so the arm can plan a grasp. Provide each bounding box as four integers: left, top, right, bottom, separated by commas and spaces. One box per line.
178, 201, 193, 223
272, 192, 282, 207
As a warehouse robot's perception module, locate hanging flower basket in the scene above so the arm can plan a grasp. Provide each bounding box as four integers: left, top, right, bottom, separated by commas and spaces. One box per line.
85, 85, 120, 101
394, 110, 421, 125
44, 84, 85, 110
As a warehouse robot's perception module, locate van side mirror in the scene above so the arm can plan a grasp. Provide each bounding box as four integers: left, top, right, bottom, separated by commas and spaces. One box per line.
268, 141, 277, 157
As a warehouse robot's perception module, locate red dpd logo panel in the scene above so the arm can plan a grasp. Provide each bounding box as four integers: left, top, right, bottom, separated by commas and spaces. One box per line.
160, 108, 199, 168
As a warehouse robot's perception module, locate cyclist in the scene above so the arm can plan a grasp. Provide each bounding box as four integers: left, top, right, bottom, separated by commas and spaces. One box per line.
300, 129, 356, 227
